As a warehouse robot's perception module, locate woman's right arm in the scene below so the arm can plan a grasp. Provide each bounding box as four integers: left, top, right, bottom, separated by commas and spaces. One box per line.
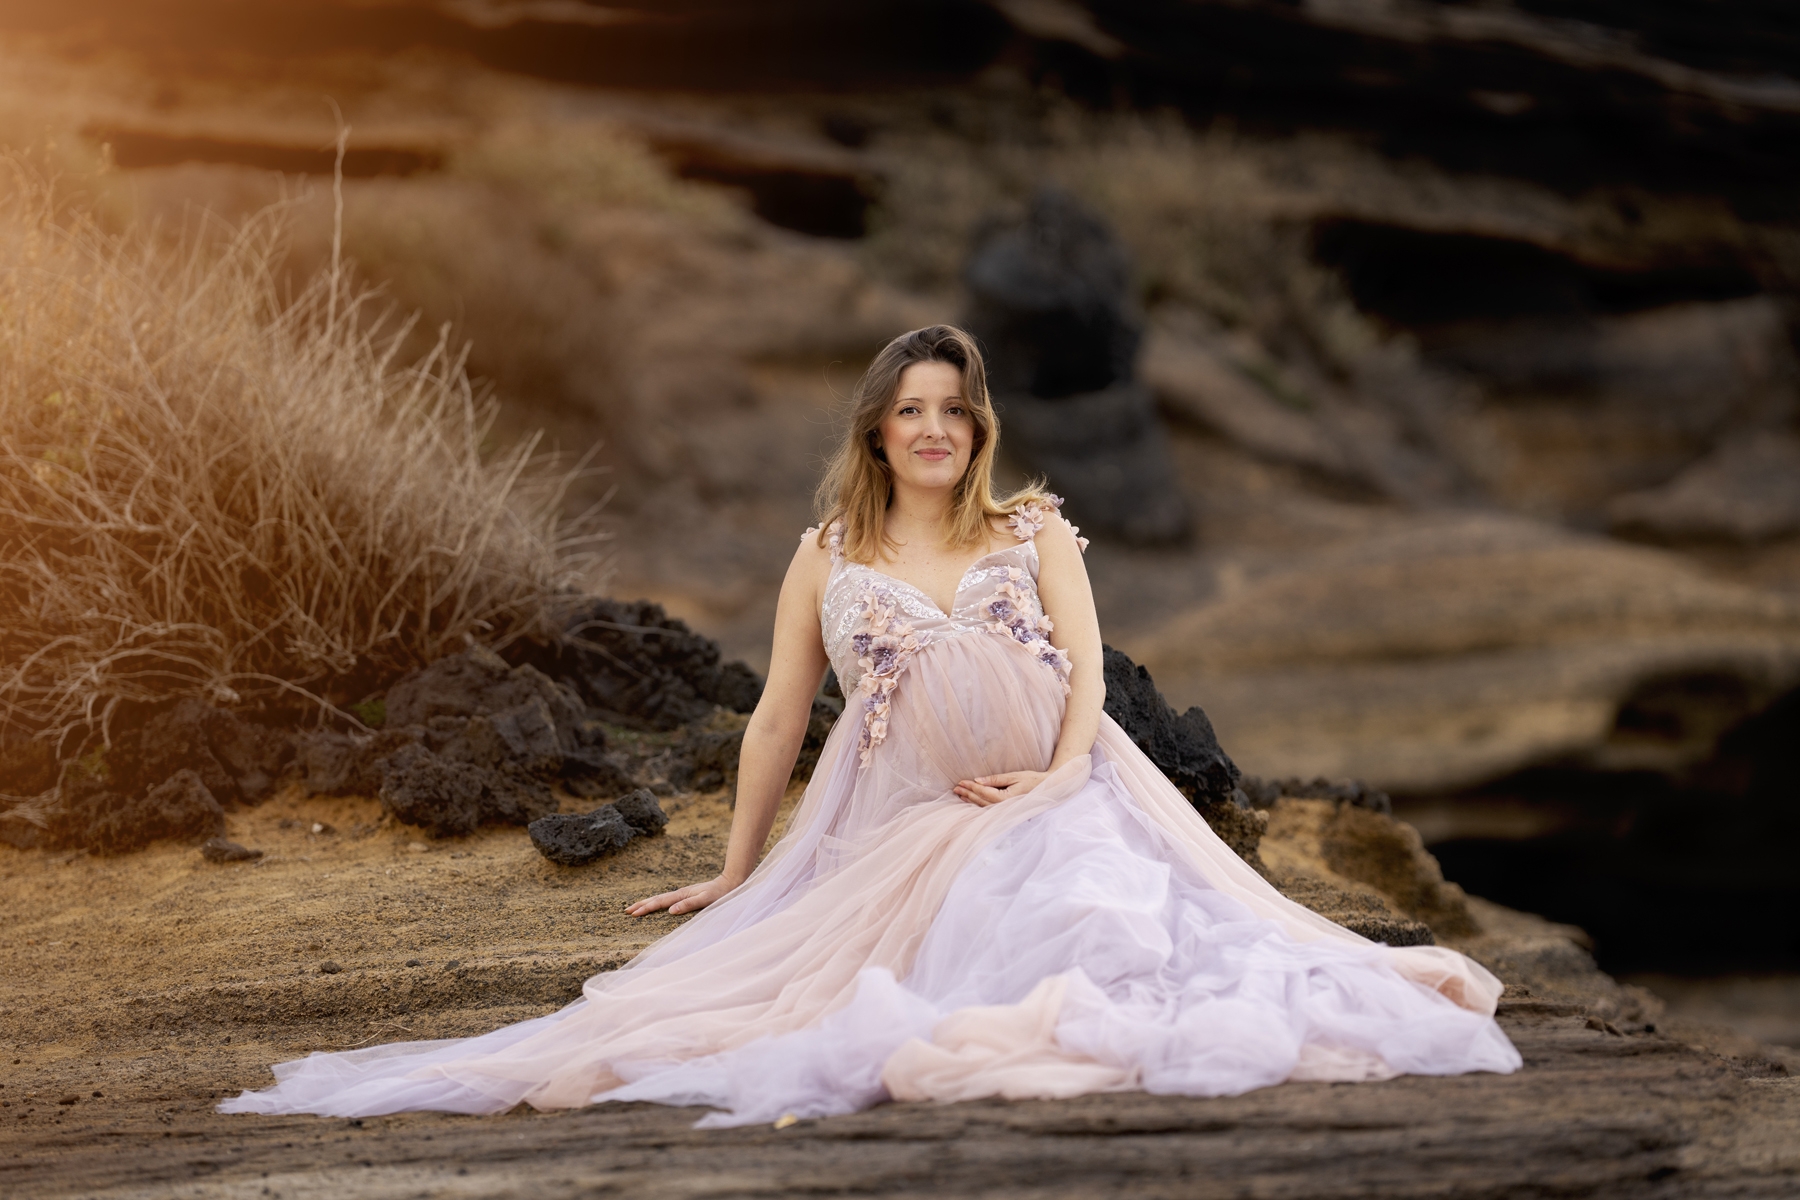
626, 539, 832, 917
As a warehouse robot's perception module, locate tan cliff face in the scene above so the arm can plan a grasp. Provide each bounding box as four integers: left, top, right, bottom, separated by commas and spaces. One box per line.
1124, 513, 1800, 790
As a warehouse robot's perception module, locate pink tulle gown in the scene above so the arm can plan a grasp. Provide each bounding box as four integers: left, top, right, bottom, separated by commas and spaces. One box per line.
222, 500, 1520, 1126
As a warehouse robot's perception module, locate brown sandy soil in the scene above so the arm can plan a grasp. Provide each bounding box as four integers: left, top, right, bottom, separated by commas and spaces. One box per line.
5, 793, 1799, 1198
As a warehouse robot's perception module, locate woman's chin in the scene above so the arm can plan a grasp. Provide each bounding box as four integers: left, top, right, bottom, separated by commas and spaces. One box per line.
896, 466, 965, 491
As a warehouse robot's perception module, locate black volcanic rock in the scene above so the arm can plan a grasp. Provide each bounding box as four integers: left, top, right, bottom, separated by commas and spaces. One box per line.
109, 699, 291, 807
520, 598, 764, 730
965, 187, 1140, 399
8, 599, 759, 851
293, 727, 424, 798
613, 788, 669, 836
298, 646, 638, 837
997, 384, 1189, 545
528, 804, 637, 867
386, 645, 586, 740
377, 743, 555, 839
666, 727, 746, 794
559, 747, 639, 800
48, 766, 226, 855
966, 189, 1188, 543
1101, 644, 1241, 811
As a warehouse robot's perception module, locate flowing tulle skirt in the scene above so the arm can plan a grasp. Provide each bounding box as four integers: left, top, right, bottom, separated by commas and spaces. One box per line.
222, 634, 1519, 1125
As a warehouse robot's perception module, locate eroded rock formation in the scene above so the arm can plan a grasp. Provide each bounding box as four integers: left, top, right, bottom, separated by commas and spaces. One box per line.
1126, 512, 1800, 792
965, 190, 1189, 543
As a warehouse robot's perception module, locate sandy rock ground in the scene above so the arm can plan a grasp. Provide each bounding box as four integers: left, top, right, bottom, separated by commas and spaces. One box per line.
5, 790, 1797, 1199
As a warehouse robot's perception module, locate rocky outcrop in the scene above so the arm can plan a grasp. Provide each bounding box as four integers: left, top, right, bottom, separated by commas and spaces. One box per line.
1140, 323, 1376, 489
107, 699, 293, 809
1097, 644, 1275, 862
51, 765, 227, 856
524, 598, 764, 730
1259, 796, 1478, 940
0, 605, 769, 852
1611, 432, 1800, 544
1128, 511, 1800, 791
965, 189, 1188, 544
375, 742, 555, 839
529, 804, 636, 867
1099, 645, 1240, 809
292, 645, 629, 838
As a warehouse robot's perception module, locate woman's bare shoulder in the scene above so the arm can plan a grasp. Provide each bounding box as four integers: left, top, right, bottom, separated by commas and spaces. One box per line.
1034, 506, 1082, 546
789, 526, 837, 584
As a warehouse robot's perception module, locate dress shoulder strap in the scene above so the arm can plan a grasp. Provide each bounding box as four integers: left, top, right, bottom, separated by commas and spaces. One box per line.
1005, 494, 1089, 552
801, 519, 846, 564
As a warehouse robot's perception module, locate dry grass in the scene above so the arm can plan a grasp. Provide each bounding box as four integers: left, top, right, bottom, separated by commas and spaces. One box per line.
0, 162, 604, 745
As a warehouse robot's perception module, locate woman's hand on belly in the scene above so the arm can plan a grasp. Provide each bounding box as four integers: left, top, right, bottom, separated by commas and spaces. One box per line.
626, 873, 743, 918
953, 770, 1049, 806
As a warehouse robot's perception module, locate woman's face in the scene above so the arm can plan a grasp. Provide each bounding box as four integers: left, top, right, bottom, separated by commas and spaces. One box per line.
877, 361, 975, 496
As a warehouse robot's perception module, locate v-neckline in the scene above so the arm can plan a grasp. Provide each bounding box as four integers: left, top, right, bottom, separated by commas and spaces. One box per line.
851, 544, 1029, 617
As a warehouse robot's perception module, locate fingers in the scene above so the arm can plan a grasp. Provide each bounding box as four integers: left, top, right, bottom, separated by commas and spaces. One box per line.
633, 881, 726, 917
626, 890, 676, 916
626, 885, 697, 917
953, 781, 1007, 806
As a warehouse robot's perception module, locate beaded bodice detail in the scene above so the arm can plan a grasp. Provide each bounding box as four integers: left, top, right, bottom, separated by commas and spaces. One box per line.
807, 496, 1083, 767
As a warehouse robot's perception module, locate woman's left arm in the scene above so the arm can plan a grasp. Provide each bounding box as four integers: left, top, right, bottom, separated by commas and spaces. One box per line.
954, 514, 1103, 805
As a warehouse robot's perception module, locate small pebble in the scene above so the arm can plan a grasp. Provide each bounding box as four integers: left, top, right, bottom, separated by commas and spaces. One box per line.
319, 961, 341, 975
201, 838, 263, 864
406, 842, 427, 854
444, 960, 461, 970
405, 959, 421, 967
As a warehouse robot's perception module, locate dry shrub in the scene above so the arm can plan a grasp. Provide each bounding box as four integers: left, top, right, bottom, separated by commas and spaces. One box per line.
0, 165, 603, 744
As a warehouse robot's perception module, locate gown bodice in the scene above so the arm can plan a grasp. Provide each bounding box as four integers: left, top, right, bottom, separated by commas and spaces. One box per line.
808, 498, 1079, 768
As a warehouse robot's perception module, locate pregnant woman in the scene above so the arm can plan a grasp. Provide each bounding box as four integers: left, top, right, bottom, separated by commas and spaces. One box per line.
224, 325, 1519, 1126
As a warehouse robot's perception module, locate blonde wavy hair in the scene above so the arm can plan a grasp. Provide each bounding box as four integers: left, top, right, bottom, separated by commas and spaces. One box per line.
816, 324, 1048, 563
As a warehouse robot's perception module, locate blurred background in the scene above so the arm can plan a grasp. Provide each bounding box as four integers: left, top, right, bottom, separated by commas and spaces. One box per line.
3, 0, 1796, 1041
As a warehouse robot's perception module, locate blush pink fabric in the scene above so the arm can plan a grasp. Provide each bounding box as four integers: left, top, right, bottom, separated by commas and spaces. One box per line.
222, 515, 1520, 1125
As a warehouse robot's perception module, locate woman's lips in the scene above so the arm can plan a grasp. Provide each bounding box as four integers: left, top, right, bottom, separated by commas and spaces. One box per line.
916, 448, 951, 461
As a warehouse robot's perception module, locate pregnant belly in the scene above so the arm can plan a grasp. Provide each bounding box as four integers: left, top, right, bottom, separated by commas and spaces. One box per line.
846, 630, 1067, 804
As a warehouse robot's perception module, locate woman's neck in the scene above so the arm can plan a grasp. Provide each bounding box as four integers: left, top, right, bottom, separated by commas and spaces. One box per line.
885, 484, 954, 549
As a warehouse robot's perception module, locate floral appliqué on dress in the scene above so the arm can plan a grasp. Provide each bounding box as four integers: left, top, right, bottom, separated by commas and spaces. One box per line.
803, 520, 846, 563
976, 567, 1072, 695
1006, 494, 1090, 553
849, 586, 929, 767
